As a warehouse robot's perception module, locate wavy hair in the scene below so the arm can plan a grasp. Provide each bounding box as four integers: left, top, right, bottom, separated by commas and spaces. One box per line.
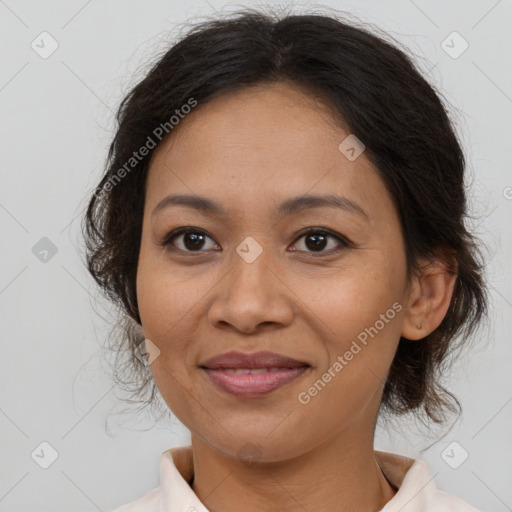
81, 6, 488, 426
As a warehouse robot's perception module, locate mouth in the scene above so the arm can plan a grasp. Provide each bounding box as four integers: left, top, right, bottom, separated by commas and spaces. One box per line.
199, 351, 311, 398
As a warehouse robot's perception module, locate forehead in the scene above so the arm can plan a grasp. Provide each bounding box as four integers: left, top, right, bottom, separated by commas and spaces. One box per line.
145, 82, 391, 223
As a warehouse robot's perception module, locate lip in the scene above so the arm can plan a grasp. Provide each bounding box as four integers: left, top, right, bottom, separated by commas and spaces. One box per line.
200, 350, 309, 370
199, 351, 311, 398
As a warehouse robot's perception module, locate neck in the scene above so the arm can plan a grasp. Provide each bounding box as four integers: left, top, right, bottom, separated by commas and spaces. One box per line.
190, 431, 396, 512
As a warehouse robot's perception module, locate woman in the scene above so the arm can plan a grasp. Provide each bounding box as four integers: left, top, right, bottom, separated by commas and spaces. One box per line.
83, 7, 487, 511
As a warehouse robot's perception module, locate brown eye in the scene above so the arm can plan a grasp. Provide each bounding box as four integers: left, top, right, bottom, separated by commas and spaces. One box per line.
160, 226, 350, 257
162, 227, 219, 252
291, 228, 350, 256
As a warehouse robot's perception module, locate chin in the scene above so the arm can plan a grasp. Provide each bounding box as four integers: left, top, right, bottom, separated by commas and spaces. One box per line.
199, 429, 309, 464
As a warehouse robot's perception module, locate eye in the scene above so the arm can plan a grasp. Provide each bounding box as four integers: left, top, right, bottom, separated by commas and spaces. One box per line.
161, 227, 219, 253
160, 226, 351, 256
291, 227, 350, 256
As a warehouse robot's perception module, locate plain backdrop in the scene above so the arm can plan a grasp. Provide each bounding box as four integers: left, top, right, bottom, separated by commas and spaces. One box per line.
0, 1, 511, 511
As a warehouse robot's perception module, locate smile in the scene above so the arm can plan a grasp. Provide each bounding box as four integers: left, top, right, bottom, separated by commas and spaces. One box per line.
201, 366, 310, 397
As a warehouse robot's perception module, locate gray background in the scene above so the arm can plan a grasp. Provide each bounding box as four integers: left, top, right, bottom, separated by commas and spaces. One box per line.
0, 0, 511, 510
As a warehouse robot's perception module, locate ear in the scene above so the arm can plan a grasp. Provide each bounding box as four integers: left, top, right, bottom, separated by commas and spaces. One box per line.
401, 255, 457, 340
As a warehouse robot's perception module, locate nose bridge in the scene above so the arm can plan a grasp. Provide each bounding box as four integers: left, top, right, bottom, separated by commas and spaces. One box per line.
230, 233, 276, 300
208, 234, 293, 332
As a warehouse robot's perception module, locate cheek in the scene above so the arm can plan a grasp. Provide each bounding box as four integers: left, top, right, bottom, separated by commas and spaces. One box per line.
295, 272, 404, 430
136, 264, 196, 418
136, 259, 193, 369
314, 261, 404, 336
306, 257, 405, 397
136, 242, 196, 332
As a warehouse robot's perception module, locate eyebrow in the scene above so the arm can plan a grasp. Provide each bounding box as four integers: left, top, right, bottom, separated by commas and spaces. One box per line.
152, 193, 368, 220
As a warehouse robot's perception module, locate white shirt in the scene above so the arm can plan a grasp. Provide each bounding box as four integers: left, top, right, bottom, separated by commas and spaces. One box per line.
110, 445, 479, 511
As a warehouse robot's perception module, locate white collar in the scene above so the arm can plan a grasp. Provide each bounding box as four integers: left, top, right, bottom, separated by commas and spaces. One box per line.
126, 445, 478, 512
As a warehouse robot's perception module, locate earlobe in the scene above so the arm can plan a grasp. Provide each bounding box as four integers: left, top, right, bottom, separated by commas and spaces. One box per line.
401, 258, 457, 341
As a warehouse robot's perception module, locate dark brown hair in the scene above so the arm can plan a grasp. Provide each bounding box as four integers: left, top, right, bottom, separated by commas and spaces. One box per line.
82, 7, 487, 426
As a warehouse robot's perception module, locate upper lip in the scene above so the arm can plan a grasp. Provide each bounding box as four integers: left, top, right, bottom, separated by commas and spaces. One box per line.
199, 351, 310, 370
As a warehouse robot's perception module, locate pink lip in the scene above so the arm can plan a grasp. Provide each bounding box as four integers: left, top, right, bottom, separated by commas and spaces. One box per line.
201, 367, 310, 397
199, 351, 311, 397
200, 350, 309, 369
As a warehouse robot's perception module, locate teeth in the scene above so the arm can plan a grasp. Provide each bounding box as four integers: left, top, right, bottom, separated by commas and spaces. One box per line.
223, 368, 285, 374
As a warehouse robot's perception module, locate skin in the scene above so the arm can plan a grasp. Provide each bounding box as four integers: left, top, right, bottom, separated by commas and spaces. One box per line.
136, 81, 456, 512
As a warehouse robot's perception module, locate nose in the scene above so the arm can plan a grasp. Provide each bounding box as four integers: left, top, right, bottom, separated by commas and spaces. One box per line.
207, 243, 295, 334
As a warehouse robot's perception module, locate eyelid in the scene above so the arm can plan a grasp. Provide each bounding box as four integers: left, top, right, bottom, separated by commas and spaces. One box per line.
292, 227, 352, 256
160, 226, 352, 255
160, 226, 219, 252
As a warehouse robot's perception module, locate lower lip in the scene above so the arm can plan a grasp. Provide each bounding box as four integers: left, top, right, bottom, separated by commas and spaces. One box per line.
201, 366, 310, 397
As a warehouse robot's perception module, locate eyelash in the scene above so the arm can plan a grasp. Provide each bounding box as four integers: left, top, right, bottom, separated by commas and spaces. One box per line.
159, 226, 352, 257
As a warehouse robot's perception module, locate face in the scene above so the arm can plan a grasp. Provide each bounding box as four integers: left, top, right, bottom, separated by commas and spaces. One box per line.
136, 81, 411, 462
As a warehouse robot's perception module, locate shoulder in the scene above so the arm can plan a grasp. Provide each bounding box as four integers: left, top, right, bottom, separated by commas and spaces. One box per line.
429, 487, 480, 511
108, 486, 160, 512
411, 459, 479, 511
107, 445, 195, 512
376, 451, 480, 512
